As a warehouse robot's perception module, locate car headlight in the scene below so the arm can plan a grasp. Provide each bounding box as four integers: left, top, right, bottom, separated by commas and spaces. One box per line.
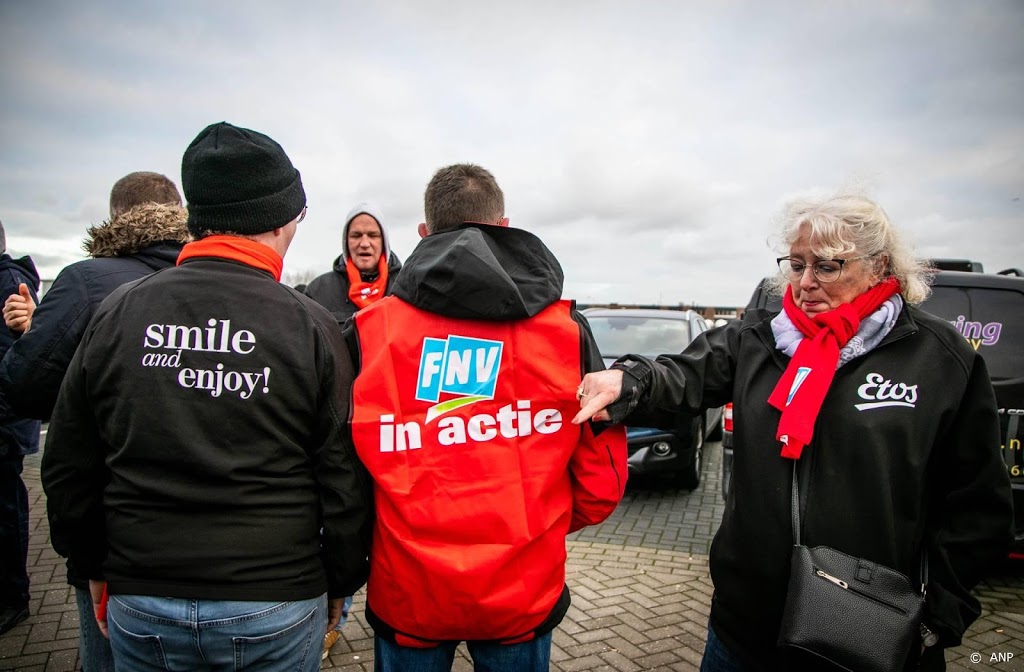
651, 441, 672, 456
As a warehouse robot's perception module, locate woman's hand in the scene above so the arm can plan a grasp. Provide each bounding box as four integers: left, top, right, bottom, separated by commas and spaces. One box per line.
572, 369, 624, 424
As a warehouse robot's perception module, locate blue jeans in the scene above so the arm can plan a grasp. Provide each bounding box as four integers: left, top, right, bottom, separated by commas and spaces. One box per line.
700, 623, 745, 672
0, 455, 29, 609
331, 595, 353, 633
374, 631, 552, 672
108, 594, 327, 672
76, 586, 115, 671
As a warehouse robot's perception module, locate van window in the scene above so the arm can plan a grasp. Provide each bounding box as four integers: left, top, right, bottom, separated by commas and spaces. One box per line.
921, 285, 1023, 487
923, 286, 1024, 382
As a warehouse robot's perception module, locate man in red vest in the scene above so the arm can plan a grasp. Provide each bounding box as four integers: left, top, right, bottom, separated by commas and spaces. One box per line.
348, 163, 628, 671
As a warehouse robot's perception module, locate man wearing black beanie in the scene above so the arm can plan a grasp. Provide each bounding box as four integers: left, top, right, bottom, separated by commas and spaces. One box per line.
182, 122, 308, 237
42, 122, 372, 672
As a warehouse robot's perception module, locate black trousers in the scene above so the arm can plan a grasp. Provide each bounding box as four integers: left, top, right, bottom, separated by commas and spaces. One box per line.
0, 454, 29, 608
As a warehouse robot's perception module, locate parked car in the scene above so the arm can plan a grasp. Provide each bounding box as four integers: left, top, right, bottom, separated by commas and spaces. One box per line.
722, 266, 1024, 556
583, 308, 723, 489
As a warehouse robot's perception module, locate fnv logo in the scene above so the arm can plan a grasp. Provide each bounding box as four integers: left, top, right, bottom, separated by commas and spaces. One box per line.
417, 335, 503, 422
855, 372, 918, 411
378, 335, 561, 453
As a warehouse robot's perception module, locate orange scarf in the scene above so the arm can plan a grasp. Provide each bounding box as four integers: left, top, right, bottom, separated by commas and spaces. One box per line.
767, 277, 900, 459
177, 236, 284, 281
346, 254, 389, 309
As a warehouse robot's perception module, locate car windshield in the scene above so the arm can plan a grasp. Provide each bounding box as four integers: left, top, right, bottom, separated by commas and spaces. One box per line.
586, 316, 692, 359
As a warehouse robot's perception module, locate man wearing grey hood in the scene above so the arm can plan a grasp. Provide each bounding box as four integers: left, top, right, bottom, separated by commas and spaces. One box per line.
304, 202, 402, 661
304, 202, 402, 325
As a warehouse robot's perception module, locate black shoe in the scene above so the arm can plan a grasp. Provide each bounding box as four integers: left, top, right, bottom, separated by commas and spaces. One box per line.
0, 605, 29, 635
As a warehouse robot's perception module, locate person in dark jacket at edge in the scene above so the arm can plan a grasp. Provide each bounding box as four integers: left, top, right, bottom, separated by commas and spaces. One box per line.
304, 202, 402, 326
573, 191, 1013, 672
39, 121, 372, 672
305, 201, 400, 661
346, 163, 628, 672
0, 171, 187, 672
0, 220, 41, 637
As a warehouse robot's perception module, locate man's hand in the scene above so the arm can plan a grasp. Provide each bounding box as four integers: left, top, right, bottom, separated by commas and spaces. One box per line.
327, 597, 344, 633
89, 579, 109, 639
571, 369, 624, 424
3, 284, 35, 335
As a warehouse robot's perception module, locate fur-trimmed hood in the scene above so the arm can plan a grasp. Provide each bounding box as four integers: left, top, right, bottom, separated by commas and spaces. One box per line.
84, 203, 190, 258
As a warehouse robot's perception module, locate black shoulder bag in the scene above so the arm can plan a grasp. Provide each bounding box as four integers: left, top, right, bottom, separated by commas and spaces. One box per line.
777, 462, 927, 672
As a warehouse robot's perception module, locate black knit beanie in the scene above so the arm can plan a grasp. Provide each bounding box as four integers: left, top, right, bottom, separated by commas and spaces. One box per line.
182, 122, 306, 236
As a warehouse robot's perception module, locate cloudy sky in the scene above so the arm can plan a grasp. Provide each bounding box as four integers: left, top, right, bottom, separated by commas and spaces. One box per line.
1, 1, 1021, 307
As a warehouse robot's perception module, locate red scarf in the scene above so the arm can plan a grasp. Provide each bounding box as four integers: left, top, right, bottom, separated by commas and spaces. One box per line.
177, 236, 284, 281
346, 254, 389, 309
768, 277, 900, 459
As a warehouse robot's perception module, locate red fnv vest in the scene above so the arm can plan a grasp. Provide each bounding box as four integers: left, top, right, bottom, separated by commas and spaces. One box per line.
353, 297, 585, 643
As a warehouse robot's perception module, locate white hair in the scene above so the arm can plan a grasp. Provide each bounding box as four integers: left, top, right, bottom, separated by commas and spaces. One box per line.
768, 191, 932, 304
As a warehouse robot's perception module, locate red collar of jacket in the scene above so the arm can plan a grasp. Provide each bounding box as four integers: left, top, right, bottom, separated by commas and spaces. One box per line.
177, 236, 283, 281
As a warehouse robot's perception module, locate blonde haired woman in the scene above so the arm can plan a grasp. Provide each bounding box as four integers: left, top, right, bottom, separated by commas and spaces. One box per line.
574, 192, 1012, 671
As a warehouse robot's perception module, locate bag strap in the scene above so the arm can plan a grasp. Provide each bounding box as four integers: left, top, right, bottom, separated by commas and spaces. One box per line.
790, 461, 801, 546
790, 461, 928, 596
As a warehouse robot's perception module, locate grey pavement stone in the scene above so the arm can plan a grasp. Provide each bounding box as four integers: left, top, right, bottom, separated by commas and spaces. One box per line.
5, 443, 1024, 671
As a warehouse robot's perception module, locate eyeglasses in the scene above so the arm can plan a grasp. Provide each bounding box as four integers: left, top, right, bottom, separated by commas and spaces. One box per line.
296, 206, 308, 224
777, 256, 870, 284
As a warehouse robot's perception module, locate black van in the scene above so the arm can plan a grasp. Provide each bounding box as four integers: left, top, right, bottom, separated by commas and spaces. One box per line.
724, 267, 1024, 555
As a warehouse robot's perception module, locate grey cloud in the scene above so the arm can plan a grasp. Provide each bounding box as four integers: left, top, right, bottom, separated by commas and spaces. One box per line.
17, 252, 72, 272
3, 0, 1023, 304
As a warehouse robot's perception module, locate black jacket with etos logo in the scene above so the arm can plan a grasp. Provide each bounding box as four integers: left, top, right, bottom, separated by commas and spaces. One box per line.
612, 304, 1012, 671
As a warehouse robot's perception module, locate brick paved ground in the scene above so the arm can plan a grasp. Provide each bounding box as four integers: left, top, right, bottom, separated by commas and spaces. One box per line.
3, 441, 1023, 671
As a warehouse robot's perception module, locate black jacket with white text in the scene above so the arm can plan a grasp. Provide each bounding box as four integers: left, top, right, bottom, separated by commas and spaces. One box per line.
41, 253, 372, 602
